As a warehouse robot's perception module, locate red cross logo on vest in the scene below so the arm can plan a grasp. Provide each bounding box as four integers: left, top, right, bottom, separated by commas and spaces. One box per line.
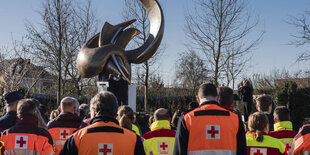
15, 135, 28, 149
157, 141, 171, 155
206, 125, 220, 139
60, 129, 70, 139
284, 142, 293, 155
98, 143, 113, 155
250, 148, 267, 155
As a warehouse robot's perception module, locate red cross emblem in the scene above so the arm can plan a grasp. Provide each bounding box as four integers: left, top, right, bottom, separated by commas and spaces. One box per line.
284, 142, 293, 154
250, 148, 267, 155
206, 125, 220, 139
60, 129, 70, 139
160, 142, 168, 150
157, 141, 171, 155
98, 143, 113, 155
15, 135, 28, 149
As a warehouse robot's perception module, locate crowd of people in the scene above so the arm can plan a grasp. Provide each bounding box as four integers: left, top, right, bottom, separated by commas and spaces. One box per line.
0, 83, 309, 155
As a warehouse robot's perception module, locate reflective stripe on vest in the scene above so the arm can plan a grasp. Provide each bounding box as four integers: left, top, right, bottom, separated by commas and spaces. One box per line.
0, 133, 54, 155
132, 124, 141, 136
54, 140, 66, 146
184, 104, 239, 152
6, 149, 41, 155
188, 149, 236, 155
246, 134, 286, 154
73, 121, 137, 155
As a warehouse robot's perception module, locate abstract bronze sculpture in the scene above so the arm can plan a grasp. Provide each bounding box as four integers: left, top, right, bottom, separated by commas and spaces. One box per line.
77, 0, 164, 83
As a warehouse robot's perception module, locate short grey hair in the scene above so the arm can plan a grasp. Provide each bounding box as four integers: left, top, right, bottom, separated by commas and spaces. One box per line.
90, 91, 118, 118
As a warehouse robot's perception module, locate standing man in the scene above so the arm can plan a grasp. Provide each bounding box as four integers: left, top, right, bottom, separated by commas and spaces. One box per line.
48, 97, 86, 155
256, 94, 274, 131
269, 106, 297, 155
173, 83, 246, 155
143, 108, 176, 155
0, 91, 24, 130
60, 91, 145, 155
238, 79, 253, 122
0, 99, 54, 155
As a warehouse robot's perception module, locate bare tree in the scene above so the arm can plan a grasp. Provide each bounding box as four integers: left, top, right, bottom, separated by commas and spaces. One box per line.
0, 40, 45, 96
224, 44, 251, 89
250, 68, 303, 90
25, 0, 97, 104
185, 0, 263, 87
175, 50, 209, 96
123, 0, 165, 112
288, 11, 310, 61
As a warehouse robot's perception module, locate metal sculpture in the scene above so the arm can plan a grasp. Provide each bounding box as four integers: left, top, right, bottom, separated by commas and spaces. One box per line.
77, 0, 164, 82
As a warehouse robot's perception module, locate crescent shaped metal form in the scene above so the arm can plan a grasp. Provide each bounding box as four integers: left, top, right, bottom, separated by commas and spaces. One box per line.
77, 0, 164, 83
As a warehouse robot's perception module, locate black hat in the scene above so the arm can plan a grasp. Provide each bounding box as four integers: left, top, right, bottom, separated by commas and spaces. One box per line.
3, 91, 24, 104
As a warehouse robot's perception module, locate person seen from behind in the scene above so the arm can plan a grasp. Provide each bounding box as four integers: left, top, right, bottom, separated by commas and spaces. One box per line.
256, 94, 275, 131
173, 83, 246, 155
143, 108, 176, 155
60, 91, 145, 155
0, 99, 54, 155
246, 112, 286, 155
0, 91, 24, 130
47, 97, 86, 155
293, 120, 310, 154
268, 106, 297, 155
117, 105, 142, 136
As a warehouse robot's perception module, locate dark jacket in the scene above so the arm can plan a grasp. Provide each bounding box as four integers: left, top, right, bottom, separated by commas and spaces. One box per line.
60, 116, 145, 155
173, 101, 247, 155
265, 113, 274, 131
47, 112, 87, 129
0, 111, 17, 130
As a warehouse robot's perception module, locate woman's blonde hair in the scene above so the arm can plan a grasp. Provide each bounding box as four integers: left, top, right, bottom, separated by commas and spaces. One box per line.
248, 112, 269, 142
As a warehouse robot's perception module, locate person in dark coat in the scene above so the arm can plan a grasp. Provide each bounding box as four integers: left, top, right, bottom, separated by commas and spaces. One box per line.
238, 79, 253, 122
0, 91, 24, 130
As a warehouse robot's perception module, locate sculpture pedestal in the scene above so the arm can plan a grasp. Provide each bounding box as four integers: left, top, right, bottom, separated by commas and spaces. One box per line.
97, 78, 136, 112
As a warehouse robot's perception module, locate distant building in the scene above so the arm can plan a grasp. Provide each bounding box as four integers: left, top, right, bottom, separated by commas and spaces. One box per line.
0, 58, 55, 94
275, 78, 310, 88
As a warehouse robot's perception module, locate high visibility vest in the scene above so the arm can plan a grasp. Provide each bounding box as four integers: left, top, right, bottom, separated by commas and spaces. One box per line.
1, 132, 54, 155
48, 127, 77, 155
132, 123, 142, 136
269, 121, 297, 155
184, 103, 239, 154
293, 124, 310, 155
143, 120, 176, 155
0, 141, 5, 155
73, 121, 137, 155
246, 133, 286, 155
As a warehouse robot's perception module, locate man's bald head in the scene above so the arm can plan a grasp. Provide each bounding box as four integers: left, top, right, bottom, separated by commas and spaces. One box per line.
60, 97, 79, 114
154, 108, 170, 121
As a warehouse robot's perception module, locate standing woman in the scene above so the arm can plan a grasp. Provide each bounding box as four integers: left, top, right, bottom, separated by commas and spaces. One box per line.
246, 112, 286, 155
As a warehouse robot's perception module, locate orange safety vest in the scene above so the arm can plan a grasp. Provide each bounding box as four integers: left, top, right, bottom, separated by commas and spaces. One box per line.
47, 112, 85, 155
184, 102, 239, 154
293, 124, 310, 155
0, 114, 54, 155
143, 120, 176, 155
72, 119, 138, 155
48, 127, 77, 155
